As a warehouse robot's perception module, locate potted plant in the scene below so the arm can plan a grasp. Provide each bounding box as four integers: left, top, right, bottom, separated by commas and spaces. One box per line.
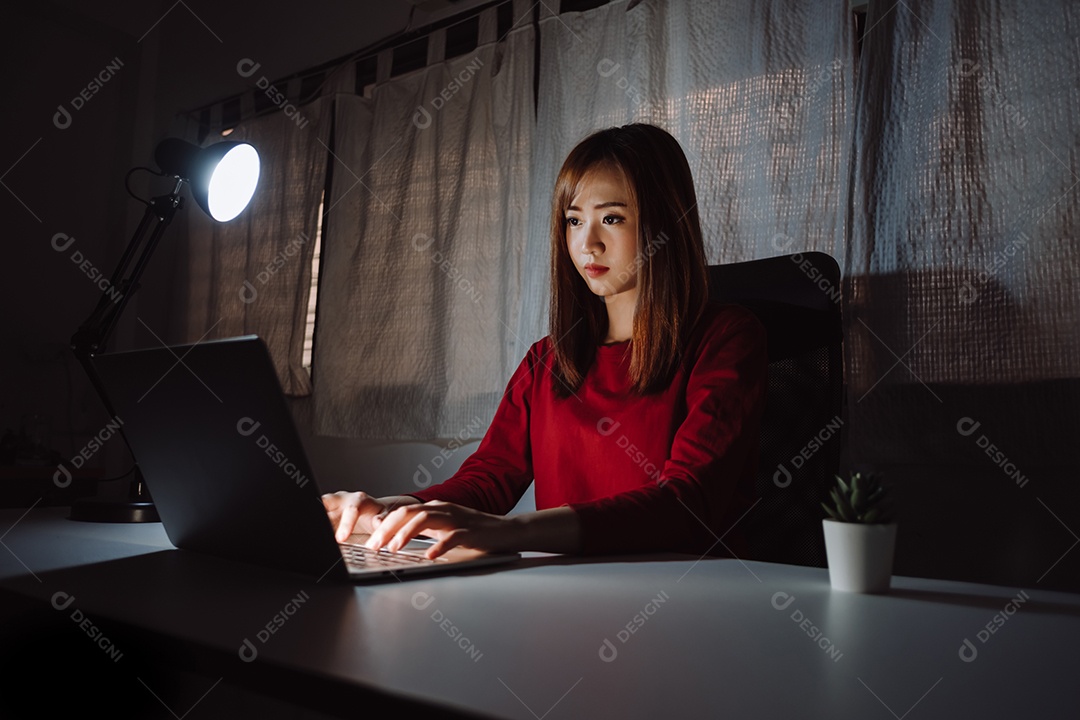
821, 472, 896, 593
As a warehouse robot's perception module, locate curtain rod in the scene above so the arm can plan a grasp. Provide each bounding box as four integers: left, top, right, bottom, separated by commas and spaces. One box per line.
182, 0, 515, 120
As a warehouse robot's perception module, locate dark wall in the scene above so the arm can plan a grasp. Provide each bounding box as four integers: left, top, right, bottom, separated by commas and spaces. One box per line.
0, 0, 436, 482
1, 4, 145, 476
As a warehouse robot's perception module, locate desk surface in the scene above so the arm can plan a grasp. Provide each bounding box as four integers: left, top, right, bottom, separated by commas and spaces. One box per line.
1, 507, 1078, 719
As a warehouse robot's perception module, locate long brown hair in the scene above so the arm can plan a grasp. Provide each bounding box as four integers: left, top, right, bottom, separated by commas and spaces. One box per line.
549, 123, 708, 397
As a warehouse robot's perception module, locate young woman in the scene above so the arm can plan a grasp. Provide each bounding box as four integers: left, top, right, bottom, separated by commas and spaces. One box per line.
323, 123, 767, 560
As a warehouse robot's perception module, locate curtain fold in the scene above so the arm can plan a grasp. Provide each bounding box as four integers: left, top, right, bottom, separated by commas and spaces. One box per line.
847, 0, 1080, 466
849, 0, 1080, 387
309, 21, 536, 439
181, 97, 330, 396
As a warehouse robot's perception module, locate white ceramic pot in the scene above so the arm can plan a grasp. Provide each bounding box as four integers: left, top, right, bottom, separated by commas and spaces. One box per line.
822, 519, 897, 593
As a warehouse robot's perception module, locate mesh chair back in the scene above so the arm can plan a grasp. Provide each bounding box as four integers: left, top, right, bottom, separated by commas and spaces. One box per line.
707, 252, 843, 567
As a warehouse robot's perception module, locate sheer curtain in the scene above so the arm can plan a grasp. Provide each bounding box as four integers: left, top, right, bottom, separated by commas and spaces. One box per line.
180, 97, 331, 395
300, 0, 852, 438
845, 0, 1080, 591
175, 0, 1078, 467
520, 0, 854, 342
309, 9, 535, 439
847, 0, 1080, 467
306, 0, 852, 439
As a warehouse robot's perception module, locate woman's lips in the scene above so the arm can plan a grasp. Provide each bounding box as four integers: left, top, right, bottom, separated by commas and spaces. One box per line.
585, 263, 609, 277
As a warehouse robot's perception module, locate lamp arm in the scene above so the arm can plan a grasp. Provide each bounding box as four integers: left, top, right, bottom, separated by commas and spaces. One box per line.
63, 139, 257, 523
70, 188, 184, 360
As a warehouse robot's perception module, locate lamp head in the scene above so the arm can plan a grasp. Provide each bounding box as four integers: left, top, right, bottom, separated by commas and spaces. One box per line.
154, 138, 260, 221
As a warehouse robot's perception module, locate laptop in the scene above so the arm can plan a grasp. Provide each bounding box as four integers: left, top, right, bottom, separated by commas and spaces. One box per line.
92, 335, 520, 582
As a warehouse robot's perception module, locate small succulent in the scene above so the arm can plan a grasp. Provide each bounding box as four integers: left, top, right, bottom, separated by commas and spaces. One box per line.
822, 472, 895, 524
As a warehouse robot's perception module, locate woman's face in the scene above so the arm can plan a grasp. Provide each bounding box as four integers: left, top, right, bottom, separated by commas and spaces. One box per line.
564, 164, 640, 303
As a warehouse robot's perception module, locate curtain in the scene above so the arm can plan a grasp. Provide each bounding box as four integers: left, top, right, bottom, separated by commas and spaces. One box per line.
526, 0, 854, 350
847, 0, 1080, 467
309, 10, 535, 439
180, 97, 330, 395
303, 0, 854, 439
177, 0, 1078, 465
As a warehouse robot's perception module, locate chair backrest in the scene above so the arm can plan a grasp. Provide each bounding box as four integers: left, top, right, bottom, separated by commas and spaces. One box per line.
707, 252, 843, 567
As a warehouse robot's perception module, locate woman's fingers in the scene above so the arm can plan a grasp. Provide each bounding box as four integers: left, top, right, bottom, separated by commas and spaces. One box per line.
386, 508, 436, 552
364, 505, 413, 550
322, 491, 384, 541
425, 532, 464, 559
335, 501, 360, 542
363, 501, 506, 558
367, 504, 450, 551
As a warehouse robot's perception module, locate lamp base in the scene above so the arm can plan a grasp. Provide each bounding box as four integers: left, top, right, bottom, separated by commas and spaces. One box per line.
69, 495, 160, 523
68, 473, 160, 523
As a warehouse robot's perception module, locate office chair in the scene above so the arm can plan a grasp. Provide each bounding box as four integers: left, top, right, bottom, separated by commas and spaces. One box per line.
707, 252, 843, 567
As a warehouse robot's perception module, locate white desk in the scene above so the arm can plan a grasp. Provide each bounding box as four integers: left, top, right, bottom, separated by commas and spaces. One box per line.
1, 508, 1078, 719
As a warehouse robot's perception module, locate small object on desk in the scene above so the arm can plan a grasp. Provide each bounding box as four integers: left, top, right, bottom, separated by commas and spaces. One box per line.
821, 471, 897, 593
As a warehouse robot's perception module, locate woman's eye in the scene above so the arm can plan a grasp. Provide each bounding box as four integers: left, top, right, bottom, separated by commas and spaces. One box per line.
565, 217, 580, 227
602, 215, 623, 225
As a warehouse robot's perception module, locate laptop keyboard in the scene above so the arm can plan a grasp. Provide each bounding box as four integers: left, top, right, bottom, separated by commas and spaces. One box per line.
339, 542, 447, 569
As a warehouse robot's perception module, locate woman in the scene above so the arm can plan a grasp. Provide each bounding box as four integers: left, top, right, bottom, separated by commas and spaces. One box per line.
323, 123, 767, 560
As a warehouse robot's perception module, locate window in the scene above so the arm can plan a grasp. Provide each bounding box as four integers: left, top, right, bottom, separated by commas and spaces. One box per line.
302, 192, 324, 373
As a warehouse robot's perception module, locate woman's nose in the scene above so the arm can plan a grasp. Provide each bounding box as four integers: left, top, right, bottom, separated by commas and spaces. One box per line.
581, 223, 603, 254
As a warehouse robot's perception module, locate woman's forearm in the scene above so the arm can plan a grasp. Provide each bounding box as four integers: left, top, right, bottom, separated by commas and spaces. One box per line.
512, 506, 582, 554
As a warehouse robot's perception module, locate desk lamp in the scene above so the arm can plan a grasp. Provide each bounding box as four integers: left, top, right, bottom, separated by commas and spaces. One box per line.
68, 138, 260, 522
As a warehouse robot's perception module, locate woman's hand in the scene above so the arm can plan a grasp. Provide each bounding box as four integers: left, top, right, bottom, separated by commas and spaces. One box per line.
364, 500, 520, 559
322, 491, 406, 542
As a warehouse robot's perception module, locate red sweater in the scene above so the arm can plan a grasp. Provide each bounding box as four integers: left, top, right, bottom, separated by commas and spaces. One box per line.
410, 303, 768, 557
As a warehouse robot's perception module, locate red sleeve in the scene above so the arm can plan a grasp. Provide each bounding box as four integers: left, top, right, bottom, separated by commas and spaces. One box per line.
408, 342, 538, 514
568, 309, 767, 556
